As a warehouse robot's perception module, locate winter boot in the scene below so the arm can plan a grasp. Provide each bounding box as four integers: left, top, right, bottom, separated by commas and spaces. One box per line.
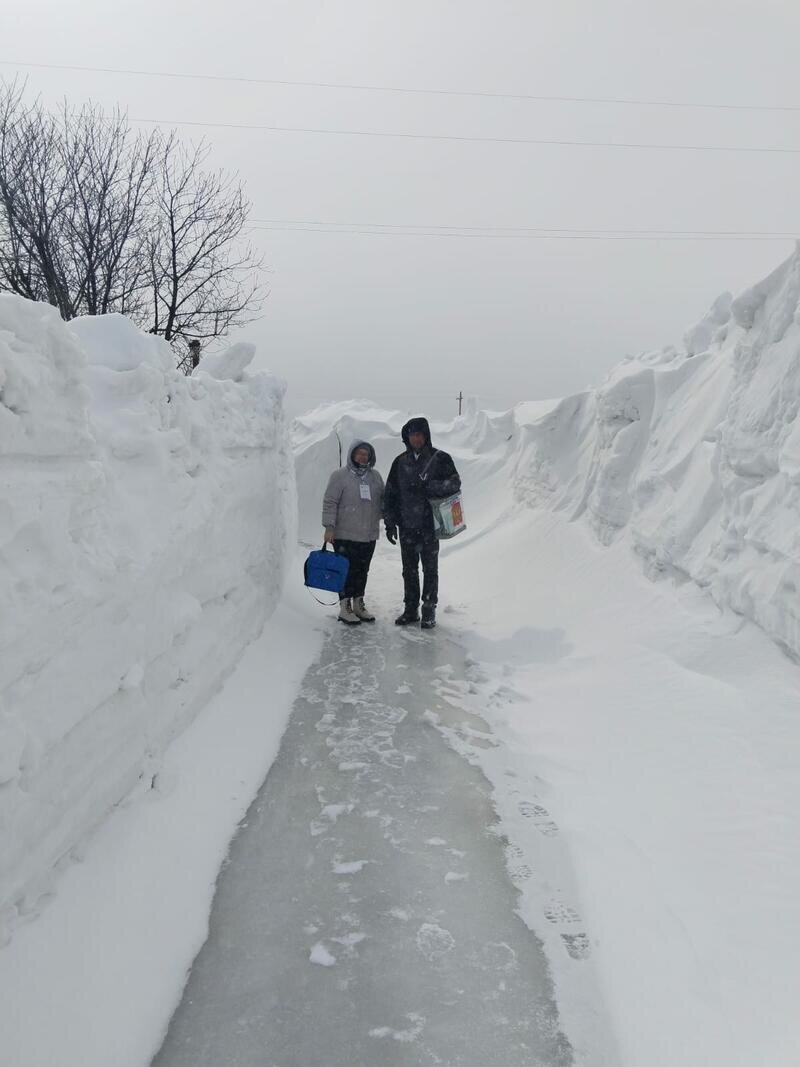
421, 603, 437, 630
353, 597, 375, 622
395, 605, 420, 626
338, 597, 361, 625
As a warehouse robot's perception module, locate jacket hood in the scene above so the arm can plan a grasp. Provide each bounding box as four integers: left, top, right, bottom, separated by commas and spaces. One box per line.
347, 440, 376, 471
401, 417, 432, 450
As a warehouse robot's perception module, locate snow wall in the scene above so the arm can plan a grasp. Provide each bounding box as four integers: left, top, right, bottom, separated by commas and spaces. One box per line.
0, 296, 295, 942
295, 246, 800, 662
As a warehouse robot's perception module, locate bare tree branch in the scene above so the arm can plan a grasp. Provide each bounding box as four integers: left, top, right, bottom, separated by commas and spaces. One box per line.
0, 78, 266, 366
147, 137, 265, 348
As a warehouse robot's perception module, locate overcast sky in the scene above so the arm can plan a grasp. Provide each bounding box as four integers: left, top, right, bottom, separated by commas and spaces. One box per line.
4, 1, 799, 418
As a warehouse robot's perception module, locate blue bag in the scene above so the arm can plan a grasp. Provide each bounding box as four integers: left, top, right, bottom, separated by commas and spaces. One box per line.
304, 543, 349, 596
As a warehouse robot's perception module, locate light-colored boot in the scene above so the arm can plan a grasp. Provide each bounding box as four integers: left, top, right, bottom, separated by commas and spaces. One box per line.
338, 597, 361, 625
353, 596, 375, 622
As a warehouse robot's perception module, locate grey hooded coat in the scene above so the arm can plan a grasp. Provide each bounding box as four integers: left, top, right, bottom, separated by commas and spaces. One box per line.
322, 441, 385, 542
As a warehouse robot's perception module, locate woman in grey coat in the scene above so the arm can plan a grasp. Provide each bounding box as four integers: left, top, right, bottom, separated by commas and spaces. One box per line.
322, 440, 385, 624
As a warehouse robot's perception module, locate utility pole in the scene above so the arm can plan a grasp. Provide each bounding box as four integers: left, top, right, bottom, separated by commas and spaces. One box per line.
456, 390, 464, 416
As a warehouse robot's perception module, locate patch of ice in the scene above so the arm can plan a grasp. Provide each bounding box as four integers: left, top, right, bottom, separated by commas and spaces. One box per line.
415, 923, 455, 961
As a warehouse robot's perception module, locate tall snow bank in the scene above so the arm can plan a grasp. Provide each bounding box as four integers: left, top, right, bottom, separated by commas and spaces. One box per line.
508, 246, 800, 661
0, 298, 294, 942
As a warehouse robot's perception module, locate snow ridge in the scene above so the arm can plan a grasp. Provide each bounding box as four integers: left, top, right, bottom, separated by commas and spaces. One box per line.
515, 246, 800, 661
0, 298, 294, 943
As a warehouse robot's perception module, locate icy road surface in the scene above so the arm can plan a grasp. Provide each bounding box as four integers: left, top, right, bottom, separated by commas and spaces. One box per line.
152, 592, 572, 1066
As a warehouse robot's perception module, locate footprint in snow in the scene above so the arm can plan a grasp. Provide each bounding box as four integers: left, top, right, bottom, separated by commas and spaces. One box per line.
561, 932, 591, 960
543, 902, 591, 958
509, 862, 533, 884
503, 839, 538, 884
544, 902, 581, 925
518, 799, 559, 836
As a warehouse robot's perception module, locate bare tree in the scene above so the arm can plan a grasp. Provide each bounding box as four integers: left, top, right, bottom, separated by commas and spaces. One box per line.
60, 101, 158, 321
0, 79, 265, 359
0, 82, 160, 322
0, 82, 74, 313
148, 136, 264, 345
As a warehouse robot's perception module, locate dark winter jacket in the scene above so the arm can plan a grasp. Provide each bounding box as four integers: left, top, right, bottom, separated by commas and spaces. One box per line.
383, 417, 461, 534
322, 440, 385, 542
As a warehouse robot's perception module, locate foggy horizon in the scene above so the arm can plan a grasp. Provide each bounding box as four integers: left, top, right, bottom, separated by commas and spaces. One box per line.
4, 0, 799, 419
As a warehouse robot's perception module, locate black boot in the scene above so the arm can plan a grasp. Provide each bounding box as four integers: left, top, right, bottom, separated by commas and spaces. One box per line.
421, 603, 436, 630
395, 604, 420, 625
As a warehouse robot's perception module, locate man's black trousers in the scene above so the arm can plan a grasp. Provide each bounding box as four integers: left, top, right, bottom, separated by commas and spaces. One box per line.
333, 539, 376, 599
400, 530, 439, 607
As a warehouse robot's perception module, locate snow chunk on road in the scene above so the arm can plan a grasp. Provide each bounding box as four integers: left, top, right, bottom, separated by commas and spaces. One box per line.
332, 859, 367, 875
369, 1014, 425, 1043
309, 942, 337, 967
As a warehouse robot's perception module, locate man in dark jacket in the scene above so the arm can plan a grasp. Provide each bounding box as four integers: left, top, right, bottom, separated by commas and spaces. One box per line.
384, 416, 461, 629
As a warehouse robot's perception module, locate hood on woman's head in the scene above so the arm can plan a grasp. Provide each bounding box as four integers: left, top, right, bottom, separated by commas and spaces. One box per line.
348, 440, 376, 470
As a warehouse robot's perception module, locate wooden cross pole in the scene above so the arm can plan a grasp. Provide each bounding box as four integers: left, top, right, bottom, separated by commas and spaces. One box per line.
457, 390, 464, 416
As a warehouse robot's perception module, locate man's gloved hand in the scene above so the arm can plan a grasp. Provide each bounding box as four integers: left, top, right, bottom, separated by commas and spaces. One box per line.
385, 524, 398, 545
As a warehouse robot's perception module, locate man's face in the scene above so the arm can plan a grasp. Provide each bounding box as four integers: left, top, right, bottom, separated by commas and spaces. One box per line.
353, 447, 370, 466
408, 431, 426, 451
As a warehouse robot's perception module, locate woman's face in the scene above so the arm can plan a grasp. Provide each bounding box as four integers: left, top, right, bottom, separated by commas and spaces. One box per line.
353, 447, 370, 466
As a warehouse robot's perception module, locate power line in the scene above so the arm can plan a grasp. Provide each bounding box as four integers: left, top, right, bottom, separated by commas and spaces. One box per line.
3, 58, 799, 115
126, 115, 800, 155
250, 218, 799, 237
250, 225, 794, 241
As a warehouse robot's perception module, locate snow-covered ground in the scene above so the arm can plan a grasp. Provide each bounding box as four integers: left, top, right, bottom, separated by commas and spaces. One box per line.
0, 298, 295, 944
151, 555, 577, 1067
3, 247, 800, 1067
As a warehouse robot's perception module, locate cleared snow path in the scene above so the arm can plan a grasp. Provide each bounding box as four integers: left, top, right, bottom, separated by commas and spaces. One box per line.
152, 579, 573, 1066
